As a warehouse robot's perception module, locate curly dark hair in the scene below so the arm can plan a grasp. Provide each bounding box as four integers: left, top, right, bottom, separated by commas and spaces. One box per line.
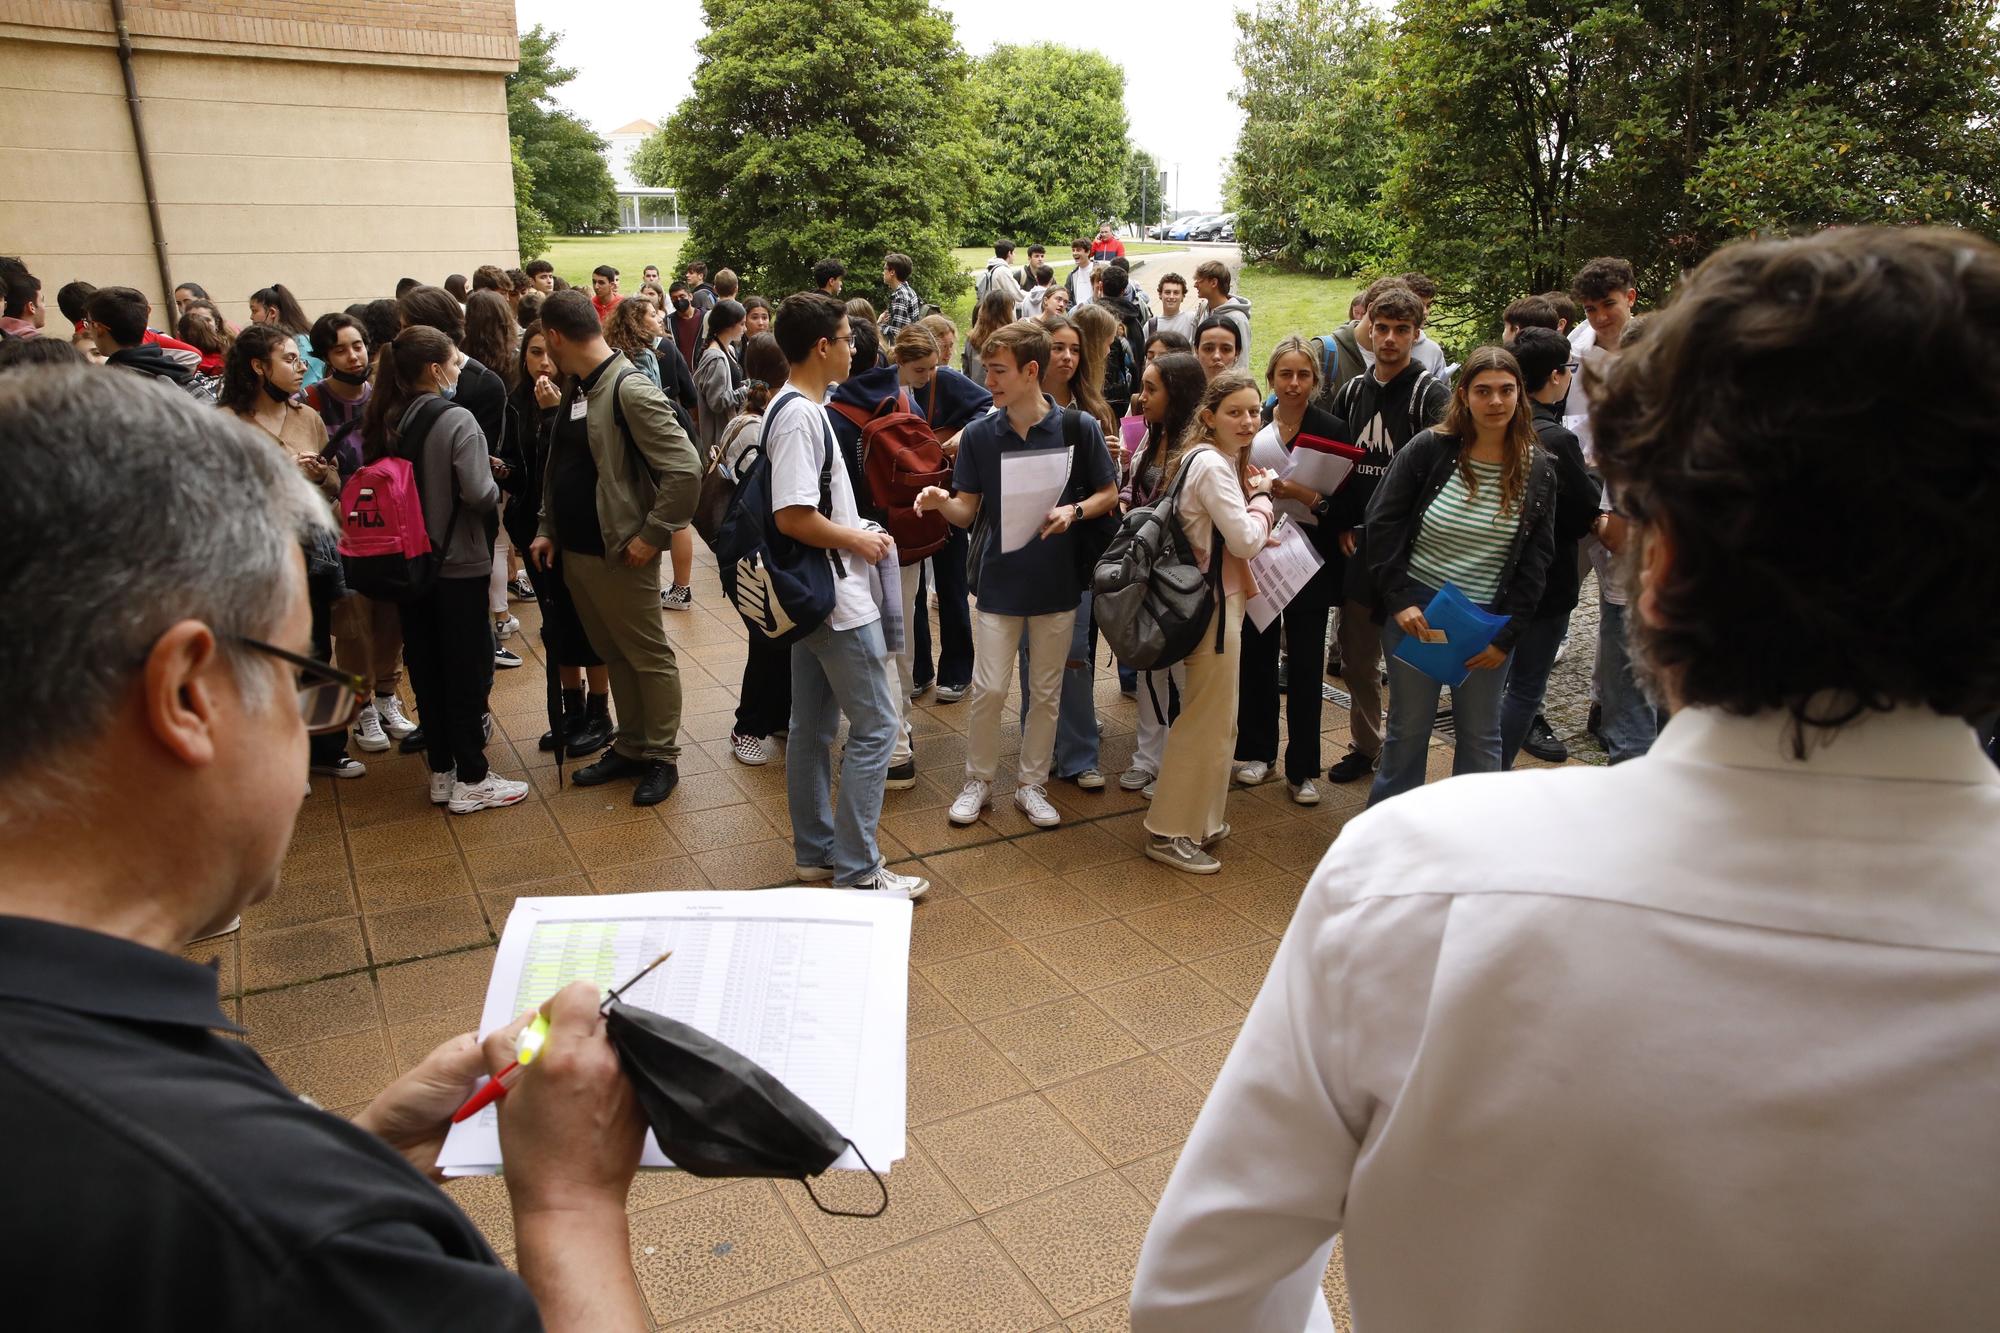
1592, 226, 2000, 745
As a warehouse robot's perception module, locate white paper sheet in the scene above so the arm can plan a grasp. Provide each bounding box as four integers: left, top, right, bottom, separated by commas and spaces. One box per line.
1248, 425, 1312, 525
1285, 446, 1356, 505
997, 445, 1072, 553
437, 890, 911, 1178
1245, 519, 1326, 631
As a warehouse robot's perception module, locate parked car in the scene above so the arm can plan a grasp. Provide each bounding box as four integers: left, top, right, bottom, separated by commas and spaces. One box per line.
1169, 213, 1218, 241
1218, 218, 1236, 241
1155, 214, 1200, 239
1190, 212, 1237, 241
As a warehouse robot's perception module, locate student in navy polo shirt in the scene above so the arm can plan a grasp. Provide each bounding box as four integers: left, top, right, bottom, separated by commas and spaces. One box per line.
915, 319, 1120, 831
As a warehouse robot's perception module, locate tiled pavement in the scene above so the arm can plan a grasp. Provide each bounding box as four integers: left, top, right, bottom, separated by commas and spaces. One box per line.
191, 551, 1568, 1331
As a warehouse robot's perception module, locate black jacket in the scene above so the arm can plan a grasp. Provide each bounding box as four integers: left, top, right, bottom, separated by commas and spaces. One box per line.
1364, 428, 1558, 650
1530, 401, 1603, 617
455, 354, 508, 454
1099, 293, 1146, 410
498, 388, 556, 553
654, 336, 699, 417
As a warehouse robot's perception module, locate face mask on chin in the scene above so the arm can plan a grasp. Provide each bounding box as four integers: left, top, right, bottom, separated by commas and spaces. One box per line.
260, 378, 291, 404
329, 366, 369, 387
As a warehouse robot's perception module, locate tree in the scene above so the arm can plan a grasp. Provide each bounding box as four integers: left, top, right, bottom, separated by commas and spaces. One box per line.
508, 26, 619, 237
511, 137, 553, 261
1122, 146, 1169, 229
643, 0, 979, 306
1227, 0, 1400, 274
1382, 0, 2000, 336
963, 44, 1130, 245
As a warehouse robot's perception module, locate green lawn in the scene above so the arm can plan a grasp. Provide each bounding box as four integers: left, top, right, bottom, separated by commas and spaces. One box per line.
542, 234, 687, 289
1234, 263, 1368, 366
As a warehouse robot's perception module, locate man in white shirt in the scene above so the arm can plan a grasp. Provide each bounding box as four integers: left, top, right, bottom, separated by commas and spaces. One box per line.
1132, 225, 2000, 1332
765, 292, 928, 900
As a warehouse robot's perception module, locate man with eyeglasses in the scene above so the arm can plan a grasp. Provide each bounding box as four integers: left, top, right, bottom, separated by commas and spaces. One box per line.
0, 369, 651, 1331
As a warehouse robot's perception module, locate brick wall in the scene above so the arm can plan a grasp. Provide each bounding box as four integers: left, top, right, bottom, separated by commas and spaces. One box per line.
0, 0, 518, 67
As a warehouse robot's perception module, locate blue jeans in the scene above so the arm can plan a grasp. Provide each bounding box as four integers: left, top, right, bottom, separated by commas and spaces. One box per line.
788, 618, 896, 885
1597, 601, 1658, 764
1498, 612, 1570, 769
1367, 612, 1512, 807
1019, 590, 1100, 777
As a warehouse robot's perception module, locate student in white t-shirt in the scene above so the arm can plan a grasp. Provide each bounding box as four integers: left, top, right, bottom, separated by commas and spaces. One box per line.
765, 292, 928, 900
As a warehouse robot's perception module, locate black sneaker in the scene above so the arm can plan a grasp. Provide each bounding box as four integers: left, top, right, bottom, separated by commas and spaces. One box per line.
885, 759, 918, 791
1327, 749, 1377, 784
538, 728, 562, 753
1586, 702, 1604, 741
1522, 714, 1569, 764
632, 761, 679, 807
399, 726, 427, 754
572, 750, 649, 787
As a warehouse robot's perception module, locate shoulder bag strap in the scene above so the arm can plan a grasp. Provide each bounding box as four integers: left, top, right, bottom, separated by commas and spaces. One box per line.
609, 368, 656, 485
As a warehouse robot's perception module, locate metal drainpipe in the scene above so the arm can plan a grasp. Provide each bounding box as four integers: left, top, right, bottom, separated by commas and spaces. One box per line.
110, 0, 174, 303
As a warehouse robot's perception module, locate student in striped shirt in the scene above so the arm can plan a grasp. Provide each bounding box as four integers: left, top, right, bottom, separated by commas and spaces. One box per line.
1362, 345, 1559, 805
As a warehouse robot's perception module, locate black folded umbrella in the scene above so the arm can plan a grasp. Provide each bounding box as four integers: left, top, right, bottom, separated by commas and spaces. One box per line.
535, 568, 565, 790
598, 961, 888, 1218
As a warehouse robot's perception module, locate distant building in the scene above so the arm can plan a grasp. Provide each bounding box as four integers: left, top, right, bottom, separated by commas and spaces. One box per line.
604, 118, 681, 233
0, 0, 522, 327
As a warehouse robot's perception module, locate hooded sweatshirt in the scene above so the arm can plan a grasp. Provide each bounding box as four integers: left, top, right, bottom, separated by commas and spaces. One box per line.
1209, 294, 1253, 371
107, 343, 197, 386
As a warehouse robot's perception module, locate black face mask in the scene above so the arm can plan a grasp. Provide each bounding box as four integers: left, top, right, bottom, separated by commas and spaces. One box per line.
603, 999, 887, 1217
260, 378, 292, 404
329, 366, 370, 387
673, 299, 691, 313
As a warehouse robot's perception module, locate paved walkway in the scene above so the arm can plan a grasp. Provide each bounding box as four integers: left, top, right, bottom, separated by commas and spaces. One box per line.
191, 544, 1580, 1329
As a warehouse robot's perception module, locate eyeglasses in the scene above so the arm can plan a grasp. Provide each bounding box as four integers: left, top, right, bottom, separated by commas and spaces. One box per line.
235, 636, 368, 734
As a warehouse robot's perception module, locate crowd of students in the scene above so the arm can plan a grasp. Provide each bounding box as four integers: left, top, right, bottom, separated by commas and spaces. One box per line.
7, 222, 2000, 1331
0, 237, 1685, 887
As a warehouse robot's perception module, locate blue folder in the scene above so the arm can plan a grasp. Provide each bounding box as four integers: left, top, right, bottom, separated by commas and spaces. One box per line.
1390, 582, 1509, 688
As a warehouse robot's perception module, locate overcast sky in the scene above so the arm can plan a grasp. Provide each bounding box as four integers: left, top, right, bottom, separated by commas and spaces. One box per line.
513, 0, 1248, 213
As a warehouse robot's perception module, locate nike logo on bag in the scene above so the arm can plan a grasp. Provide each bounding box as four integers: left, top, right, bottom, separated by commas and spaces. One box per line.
733, 556, 796, 638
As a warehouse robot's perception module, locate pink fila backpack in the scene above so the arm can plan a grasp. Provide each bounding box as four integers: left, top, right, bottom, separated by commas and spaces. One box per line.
336, 398, 458, 603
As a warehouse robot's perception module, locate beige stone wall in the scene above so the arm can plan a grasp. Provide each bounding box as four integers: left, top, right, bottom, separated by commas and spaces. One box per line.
0, 9, 518, 330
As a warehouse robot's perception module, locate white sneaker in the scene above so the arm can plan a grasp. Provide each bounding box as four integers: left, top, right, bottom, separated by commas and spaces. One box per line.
377, 694, 418, 738
191, 916, 242, 942
1231, 760, 1270, 786
732, 732, 774, 766
1118, 765, 1156, 791
794, 863, 836, 883
661, 583, 693, 612
1147, 835, 1220, 875
450, 773, 530, 814
1142, 779, 1156, 800
1014, 784, 1061, 828
846, 866, 930, 900
494, 614, 521, 639
1069, 768, 1106, 791
429, 769, 456, 805
1288, 778, 1321, 806
948, 779, 991, 825
352, 704, 391, 753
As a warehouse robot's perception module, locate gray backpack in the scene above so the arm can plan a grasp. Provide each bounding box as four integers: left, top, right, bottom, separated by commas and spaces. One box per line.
1092, 446, 1226, 678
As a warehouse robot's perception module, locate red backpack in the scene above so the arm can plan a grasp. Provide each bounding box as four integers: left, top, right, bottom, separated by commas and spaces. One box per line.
830, 389, 953, 561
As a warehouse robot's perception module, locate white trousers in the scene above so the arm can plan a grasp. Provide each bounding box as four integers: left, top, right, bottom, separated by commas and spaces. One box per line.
966, 607, 1075, 788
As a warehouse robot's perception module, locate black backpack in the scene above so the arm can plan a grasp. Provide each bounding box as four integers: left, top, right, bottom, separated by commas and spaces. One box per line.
1092, 445, 1226, 675
713, 394, 842, 644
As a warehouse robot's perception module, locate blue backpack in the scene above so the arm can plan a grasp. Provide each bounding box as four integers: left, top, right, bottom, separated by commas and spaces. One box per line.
714, 393, 844, 644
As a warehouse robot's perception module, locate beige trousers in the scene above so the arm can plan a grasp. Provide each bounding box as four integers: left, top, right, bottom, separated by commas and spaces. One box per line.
1145, 592, 1245, 843
965, 607, 1075, 788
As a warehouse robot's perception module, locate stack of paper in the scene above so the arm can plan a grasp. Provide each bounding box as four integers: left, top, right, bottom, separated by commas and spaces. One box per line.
437, 890, 911, 1177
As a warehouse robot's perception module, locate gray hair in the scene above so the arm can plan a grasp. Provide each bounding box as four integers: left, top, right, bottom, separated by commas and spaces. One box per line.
0, 367, 331, 813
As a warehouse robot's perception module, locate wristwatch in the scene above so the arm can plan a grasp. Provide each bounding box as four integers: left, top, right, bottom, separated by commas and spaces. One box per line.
1070, 503, 1084, 526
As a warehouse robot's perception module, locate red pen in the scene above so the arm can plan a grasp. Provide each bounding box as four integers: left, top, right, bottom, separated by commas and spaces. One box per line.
449, 949, 674, 1124
450, 1011, 549, 1123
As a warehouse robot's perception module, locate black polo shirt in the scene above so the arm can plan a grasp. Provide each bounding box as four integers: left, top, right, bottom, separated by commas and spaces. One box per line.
0, 915, 541, 1332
